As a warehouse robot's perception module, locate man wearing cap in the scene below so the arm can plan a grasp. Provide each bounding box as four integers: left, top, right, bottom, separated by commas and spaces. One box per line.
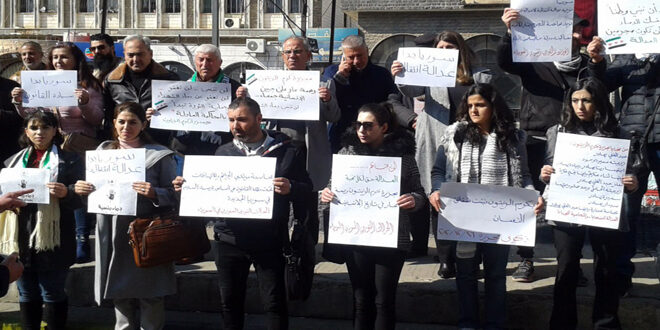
498, 8, 605, 283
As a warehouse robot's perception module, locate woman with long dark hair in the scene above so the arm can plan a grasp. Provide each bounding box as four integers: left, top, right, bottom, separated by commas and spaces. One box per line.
542, 77, 637, 329
74, 102, 178, 330
321, 102, 426, 330
1, 110, 82, 329
429, 83, 543, 329
391, 31, 492, 275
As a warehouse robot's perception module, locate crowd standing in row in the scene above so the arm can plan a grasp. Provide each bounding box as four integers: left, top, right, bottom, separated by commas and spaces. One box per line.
0, 5, 658, 330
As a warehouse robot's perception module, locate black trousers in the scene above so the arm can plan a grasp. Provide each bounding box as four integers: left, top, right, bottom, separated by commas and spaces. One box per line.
345, 246, 406, 330
214, 241, 288, 330
431, 208, 456, 264
550, 226, 623, 330
409, 204, 430, 254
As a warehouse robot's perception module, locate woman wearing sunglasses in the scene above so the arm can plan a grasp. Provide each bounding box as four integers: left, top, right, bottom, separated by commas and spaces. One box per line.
321, 102, 426, 330
429, 83, 543, 329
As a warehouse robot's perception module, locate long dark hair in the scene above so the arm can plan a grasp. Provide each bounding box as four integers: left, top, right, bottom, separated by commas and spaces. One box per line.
357, 102, 398, 134
561, 78, 617, 136
435, 31, 475, 85
19, 110, 64, 148
109, 102, 156, 148
48, 42, 101, 91
456, 83, 517, 151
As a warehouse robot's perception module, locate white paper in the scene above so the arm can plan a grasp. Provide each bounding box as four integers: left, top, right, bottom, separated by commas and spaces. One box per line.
394, 48, 459, 87
599, 0, 660, 54
150, 80, 231, 132
0, 168, 50, 204
180, 156, 276, 219
328, 155, 402, 248
86, 149, 146, 216
21, 70, 78, 107
438, 182, 538, 247
546, 133, 630, 229
245, 70, 320, 121
510, 0, 574, 62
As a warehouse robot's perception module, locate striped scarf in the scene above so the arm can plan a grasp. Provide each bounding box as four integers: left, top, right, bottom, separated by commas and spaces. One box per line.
459, 132, 509, 186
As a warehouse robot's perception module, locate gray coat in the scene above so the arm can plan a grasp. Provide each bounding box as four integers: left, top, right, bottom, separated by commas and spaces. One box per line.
94, 142, 178, 304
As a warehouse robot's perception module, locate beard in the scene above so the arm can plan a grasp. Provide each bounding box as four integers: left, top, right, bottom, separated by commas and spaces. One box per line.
93, 54, 115, 72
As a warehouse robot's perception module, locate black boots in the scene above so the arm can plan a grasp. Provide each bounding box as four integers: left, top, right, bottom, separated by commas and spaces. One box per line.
19, 301, 43, 330
19, 299, 68, 330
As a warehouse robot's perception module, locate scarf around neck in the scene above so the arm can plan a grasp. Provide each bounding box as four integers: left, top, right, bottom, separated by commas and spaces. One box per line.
553, 55, 582, 73
459, 133, 509, 186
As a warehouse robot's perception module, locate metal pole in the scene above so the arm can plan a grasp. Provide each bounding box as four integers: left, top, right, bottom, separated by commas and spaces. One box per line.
301, 0, 307, 37
212, 0, 219, 46
100, 0, 108, 34
328, 0, 336, 65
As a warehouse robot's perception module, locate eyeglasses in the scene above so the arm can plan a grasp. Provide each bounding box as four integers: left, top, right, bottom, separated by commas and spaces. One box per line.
89, 45, 107, 52
352, 121, 375, 130
282, 49, 304, 56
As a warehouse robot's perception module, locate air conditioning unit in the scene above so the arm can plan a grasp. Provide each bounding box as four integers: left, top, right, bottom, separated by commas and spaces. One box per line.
224, 18, 240, 29
246, 38, 265, 53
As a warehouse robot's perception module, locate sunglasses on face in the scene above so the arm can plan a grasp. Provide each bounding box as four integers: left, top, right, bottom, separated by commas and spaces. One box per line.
352, 121, 375, 130
282, 49, 304, 55
89, 45, 107, 52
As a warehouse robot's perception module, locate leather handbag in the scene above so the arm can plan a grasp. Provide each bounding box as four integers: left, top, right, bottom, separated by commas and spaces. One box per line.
128, 214, 211, 268
283, 219, 316, 301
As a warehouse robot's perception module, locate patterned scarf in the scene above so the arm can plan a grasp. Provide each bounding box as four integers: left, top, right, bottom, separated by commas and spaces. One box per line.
459, 132, 509, 186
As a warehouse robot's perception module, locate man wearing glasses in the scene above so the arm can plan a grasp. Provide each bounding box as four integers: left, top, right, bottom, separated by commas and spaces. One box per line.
90, 33, 122, 83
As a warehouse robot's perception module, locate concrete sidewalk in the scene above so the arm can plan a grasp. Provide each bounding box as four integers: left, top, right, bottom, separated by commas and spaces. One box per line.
2, 225, 660, 329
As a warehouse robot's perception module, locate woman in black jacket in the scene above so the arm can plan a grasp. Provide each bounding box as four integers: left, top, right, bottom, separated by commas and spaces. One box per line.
2, 110, 82, 330
321, 102, 426, 330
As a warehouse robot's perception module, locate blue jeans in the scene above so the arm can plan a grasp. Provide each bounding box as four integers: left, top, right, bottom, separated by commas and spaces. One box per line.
456, 243, 510, 330
619, 143, 660, 277
16, 268, 69, 303
73, 207, 89, 238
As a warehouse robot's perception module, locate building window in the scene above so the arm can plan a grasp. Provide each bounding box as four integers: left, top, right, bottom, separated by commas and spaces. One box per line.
140, 0, 156, 13
289, 0, 301, 13
266, 0, 281, 14
108, 0, 119, 13
202, 0, 212, 13
226, 0, 244, 13
165, 0, 181, 13
79, 0, 94, 12
19, 0, 34, 12
40, 0, 57, 13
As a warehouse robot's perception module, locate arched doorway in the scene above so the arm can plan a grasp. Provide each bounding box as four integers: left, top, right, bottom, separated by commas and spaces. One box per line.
370, 34, 416, 70
223, 61, 264, 84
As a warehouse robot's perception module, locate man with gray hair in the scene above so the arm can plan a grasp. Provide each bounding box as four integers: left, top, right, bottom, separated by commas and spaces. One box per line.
10, 41, 46, 83
104, 35, 179, 146
322, 35, 399, 152
170, 43, 247, 155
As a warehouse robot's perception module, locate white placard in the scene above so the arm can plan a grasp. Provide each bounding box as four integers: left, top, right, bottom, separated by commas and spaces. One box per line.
21, 70, 78, 107
328, 155, 402, 248
510, 0, 574, 62
546, 133, 630, 229
394, 48, 459, 87
86, 149, 146, 216
180, 156, 276, 219
599, 0, 660, 54
438, 182, 538, 247
245, 70, 320, 121
0, 168, 50, 204
150, 80, 231, 132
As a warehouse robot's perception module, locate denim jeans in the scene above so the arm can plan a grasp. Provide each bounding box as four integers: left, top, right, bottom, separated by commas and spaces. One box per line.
619, 143, 660, 277
455, 243, 510, 330
73, 208, 89, 237
214, 241, 288, 330
16, 267, 69, 303
344, 246, 406, 330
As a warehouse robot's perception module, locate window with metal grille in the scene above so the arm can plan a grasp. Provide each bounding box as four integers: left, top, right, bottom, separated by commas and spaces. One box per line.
266, 0, 282, 14
165, 0, 181, 13
140, 0, 156, 13
226, 0, 244, 13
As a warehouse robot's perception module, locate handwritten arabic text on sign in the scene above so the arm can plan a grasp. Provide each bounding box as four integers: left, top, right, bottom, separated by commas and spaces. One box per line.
510, 0, 574, 62
21, 70, 78, 107
599, 0, 660, 54
328, 155, 402, 248
546, 133, 630, 229
86, 149, 146, 216
0, 168, 50, 204
150, 80, 231, 132
395, 47, 459, 87
246, 70, 320, 121
180, 156, 276, 219
438, 182, 538, 247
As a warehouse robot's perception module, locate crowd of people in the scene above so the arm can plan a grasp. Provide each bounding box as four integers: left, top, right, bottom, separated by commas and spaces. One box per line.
0, 5, 658, 330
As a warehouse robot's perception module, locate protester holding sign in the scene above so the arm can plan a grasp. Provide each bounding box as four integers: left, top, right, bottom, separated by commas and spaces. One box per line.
429, 83, 542, 330
1, 110, 83, 330
541, 78, 638, 330
321, 102, 426, 330
74, 102, 178, 330
497, 7, 605, 283
391, 31, 492, 278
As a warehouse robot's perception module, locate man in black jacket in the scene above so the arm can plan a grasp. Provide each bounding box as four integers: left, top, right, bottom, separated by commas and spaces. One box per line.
498, 8, 606, 282
0, 189, 32, 297
0, 77, 21, 162
173, 97, 311, 330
